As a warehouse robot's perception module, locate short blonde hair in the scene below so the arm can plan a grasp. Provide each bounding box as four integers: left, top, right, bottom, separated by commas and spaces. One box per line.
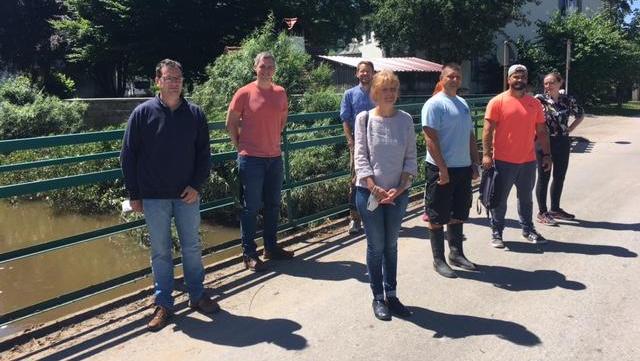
370, 70, 400, 103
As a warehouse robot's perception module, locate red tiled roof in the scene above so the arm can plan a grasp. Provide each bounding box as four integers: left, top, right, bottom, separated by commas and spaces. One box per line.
318, 56, 442, 73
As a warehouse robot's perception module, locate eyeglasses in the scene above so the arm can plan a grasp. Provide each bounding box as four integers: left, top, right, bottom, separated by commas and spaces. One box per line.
161, 76, 183, 83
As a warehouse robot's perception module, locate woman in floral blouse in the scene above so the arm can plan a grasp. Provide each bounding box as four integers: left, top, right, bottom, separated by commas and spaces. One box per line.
535, 72, 584, 225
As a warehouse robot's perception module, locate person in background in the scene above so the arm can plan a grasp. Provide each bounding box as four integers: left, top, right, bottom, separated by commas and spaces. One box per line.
340, 61, 376, 234
534, 72, 584, 225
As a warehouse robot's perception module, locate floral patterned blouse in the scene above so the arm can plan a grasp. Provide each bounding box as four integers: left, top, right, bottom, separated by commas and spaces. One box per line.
534, 93, 584, 137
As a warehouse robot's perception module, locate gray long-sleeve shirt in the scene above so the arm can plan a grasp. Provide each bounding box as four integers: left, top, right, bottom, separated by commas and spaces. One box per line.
354, 109, 418, 190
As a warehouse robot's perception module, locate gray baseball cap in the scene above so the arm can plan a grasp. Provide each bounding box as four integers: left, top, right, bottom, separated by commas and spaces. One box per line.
508, 64, 527, 77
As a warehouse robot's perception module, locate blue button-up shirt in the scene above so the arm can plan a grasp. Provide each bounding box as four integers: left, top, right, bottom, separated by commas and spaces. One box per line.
340, 85, 375, 134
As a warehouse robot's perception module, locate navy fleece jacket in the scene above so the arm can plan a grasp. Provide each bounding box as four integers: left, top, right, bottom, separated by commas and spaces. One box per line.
120, 96, 211, 200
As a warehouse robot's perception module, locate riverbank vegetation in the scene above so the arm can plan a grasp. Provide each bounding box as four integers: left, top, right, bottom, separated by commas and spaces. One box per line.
1, 17, 351, 234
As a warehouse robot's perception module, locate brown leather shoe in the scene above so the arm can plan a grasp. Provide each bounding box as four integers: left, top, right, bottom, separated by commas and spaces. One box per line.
263, 246, 294, 260
243, 255, 267, 272
147, 306, 171, 332
190, 295, 221, 314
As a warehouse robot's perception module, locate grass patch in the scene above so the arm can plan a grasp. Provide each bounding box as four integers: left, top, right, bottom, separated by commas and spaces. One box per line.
586, 101, 640, 117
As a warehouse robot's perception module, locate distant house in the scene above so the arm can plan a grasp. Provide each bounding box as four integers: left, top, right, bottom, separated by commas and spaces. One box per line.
318, 55, 442, 96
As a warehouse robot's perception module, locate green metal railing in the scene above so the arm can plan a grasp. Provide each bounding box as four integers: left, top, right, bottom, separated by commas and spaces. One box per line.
0, 98, 490, 326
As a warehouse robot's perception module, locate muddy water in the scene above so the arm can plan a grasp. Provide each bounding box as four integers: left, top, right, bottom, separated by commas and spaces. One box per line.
0, 200, 239, 339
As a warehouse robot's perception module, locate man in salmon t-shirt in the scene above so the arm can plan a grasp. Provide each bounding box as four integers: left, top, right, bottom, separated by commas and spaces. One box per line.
226, 52, 293, 272
482, 64, 552, 249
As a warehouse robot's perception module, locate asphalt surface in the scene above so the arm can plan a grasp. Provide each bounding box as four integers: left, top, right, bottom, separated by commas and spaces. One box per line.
3, 114, 639, 361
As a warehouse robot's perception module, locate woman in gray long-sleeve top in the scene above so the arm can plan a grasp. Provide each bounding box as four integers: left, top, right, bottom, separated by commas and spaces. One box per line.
354, 70, 418, 321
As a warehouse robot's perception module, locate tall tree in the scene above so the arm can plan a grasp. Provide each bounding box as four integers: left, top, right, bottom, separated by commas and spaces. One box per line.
268, 0, 372, 53
51, 0, 268, 96
516, 11, 640, 105
0, 1, 65, 86
601, 0, 634, 24
368, 0, 534, 62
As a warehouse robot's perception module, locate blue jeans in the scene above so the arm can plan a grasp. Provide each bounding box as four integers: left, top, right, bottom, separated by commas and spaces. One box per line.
143, 198, 204, 310
489, 160, 537, 234
356, 187, 409, 300
238, 155, 284, 258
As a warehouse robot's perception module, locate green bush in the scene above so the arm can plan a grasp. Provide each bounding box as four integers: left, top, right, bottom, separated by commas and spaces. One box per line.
0, 76, 86, 139
300, 88, 341, 114
44, 72, 77, 99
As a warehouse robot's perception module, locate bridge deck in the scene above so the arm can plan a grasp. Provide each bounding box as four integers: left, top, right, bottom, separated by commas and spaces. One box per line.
3, 114, 640, 361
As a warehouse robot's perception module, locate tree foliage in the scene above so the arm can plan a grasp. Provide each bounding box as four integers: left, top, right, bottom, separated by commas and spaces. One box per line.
268, 0, 372, 52
0, 1, 72, 97
368, 0, 535, 62
51, 0, 268, 96
601, 0, 634, 24
191, 14, 336, 122
49, 0, 369, 97
516, 11, 640, 105
0, 76, 86, 139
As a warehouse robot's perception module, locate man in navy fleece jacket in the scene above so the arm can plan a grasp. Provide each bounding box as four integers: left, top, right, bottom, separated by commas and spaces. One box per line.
120, 59, 219, 332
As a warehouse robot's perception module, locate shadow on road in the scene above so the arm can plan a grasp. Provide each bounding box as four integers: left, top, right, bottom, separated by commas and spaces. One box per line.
174, 310, 307, 350
275, 258, 368, 283
557, 219, 640, 232
35, 318, 149, 361
456, 265, 586, 291
399, 224, 429, 239
570, 136, 594, 153
405, 306, 541, 346
505, 240, 637, 258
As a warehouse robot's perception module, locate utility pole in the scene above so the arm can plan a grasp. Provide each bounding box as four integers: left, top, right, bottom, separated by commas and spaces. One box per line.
565, 39, 571, 94
503, 40, 509, 91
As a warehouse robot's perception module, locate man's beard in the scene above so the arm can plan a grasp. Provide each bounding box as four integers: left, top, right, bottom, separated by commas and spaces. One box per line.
511, 82, 526, 90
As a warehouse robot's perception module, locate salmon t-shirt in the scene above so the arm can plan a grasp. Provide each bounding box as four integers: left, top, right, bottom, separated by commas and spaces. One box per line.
228, 82, 288, 157
484, 91, 544, 164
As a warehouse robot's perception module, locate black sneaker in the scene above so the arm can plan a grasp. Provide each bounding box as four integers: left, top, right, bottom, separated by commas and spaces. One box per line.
386, 297, 412, 317
549, 208, 575, 220
372, 300, 391, 321
522, 229, 548, 244
491, 230, 505, 248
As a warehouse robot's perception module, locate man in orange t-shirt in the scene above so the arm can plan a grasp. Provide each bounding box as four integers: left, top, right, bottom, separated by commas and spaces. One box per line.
226, 52, 293, 272
482, 64, 552, 248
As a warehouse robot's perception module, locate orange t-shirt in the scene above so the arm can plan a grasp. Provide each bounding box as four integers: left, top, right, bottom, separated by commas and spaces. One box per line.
228, 81, 288, 157
484, 91, 544, 164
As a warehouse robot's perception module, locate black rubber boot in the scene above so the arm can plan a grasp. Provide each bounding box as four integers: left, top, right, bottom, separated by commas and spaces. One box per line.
447, 223, 477, 270
429, 228, 457, 278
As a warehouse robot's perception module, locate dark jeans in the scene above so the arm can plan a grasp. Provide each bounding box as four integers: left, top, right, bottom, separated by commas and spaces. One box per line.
536, 136, 570, 213
238, 155, 284, 258
489, 160, 537, 234
356, 187, 409, 300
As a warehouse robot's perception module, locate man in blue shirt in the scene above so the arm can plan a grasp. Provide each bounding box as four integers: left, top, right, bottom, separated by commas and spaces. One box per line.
340, 60, 375, 234
422, 63, 480, 278
121, 59, 220, 331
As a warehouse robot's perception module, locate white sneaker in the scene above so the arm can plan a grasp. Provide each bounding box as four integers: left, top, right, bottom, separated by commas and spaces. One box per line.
348, 220, 362, 234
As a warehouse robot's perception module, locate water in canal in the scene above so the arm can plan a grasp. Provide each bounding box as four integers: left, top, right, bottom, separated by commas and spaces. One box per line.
0, 200, 240, 339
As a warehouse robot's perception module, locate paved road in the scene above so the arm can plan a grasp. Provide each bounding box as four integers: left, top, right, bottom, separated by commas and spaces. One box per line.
3, 115, 639, 361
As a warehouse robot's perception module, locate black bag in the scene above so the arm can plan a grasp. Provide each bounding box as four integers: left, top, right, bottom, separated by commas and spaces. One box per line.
477, 166, 500, 215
